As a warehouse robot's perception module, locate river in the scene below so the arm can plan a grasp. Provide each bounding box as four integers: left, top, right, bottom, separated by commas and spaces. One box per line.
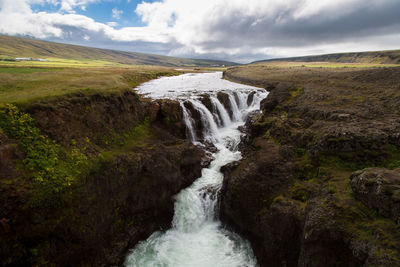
124, 72, 268, 267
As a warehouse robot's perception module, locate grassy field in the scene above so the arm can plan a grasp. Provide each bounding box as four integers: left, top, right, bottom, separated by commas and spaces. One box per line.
0, 35, 235, 67
0, 57, 132, 68
251, 61, 400, 68
0, 65, 181, 106
226, 63, 400, 109
254, 49, 400, 64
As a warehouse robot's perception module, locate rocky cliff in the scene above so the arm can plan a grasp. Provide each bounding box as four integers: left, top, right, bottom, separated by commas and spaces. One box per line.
221, 66, 400, 266
0, 90, 204, 266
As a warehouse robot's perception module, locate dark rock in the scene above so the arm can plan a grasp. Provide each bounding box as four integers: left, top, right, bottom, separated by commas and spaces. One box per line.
298, 197, 363, 267
155, 99, 186, 138
221, 65, 400, 266
200, 95, 213, 112
200, 95, 222, 127
200, 184, 220, 201
0, 133, 23, 180
0, 92, 205, 266
261, 82, 292, 112
1, 141, 204, 267
202, 141, 218, 153
247, 91, 256, 106
25, 91, 186, 150
183, 100, 204, 140
217, 92, 233, 119
350, 168, 400, 225
220, 137, 297, 266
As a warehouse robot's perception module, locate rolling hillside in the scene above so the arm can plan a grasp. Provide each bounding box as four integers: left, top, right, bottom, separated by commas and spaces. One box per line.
253, 50, 400, 64
0, 35, 236, 67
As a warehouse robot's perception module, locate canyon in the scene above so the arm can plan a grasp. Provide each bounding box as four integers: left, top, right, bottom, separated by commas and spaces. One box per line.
1, 67, 400, 266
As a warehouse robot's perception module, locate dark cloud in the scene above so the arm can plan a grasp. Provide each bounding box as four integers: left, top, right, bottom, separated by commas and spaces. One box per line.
198, 0, 400, 49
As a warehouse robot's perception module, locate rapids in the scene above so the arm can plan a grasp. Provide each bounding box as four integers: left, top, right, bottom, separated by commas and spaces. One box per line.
124, 72, 267, 267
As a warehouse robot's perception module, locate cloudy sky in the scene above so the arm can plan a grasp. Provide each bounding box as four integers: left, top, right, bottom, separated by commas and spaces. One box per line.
1, 0, 400, 63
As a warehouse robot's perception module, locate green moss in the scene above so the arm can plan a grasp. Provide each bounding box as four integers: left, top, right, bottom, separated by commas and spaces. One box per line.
318, 145, 400, 172
384, 144, 400, 169
327, 182, 337, 194
264, 130, 280, 146
127, 120, 151, 141
272, 195, 307, 211
0, 104, 88, 206
295, 151, 317, 180
290, 182, 311, 202
392, 190, 400, 202
296, 147, 307, 157
319, 153, 367, 171
330, 193, 400, 264
287, 87, 303, 103
98, 118, 152, 150
272, 195, 286, 203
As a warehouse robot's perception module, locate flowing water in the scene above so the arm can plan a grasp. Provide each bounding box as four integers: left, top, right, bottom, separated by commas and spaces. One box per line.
124, 72, 268, 267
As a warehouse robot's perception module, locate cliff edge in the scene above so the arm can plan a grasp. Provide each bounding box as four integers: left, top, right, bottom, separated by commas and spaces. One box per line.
0, 90, 205, 266
221, 65, 400, 266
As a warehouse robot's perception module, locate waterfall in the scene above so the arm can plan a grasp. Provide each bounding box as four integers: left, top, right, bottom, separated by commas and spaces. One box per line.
180, 102, 197, 142
228, 93, 242, 122
125, 72, 268, 267
188, 99, 221, 143
249, 92, 266, 110
209, 98, 223, 127
235, 92, 247, 110
210, 96, 231, 127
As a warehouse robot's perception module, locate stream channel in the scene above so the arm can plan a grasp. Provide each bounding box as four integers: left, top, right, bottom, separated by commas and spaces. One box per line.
124, 72, 268, 267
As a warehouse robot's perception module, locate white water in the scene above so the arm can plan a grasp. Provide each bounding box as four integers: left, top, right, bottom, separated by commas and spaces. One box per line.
210, 96, 231, 127
125, 72, 268, 267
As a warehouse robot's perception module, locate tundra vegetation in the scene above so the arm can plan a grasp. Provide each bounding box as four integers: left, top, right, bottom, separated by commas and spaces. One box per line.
1, 34, 400, 266
221, 62, 400, 266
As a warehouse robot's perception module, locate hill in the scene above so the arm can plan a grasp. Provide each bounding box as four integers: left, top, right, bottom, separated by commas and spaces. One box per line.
0, 35, 236, 67
253, 49, 400, 64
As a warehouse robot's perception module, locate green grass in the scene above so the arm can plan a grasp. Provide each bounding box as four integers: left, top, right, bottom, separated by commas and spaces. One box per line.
0, 66, 180, 105
0, 34, 235, 67
254, 49, 400, 65
0, 104, 88, 207
99, 119, 153, 151
0, 67, 61, 74
303, 63, 399, 68
252, 61, 400, 69
0, 104, 155, 207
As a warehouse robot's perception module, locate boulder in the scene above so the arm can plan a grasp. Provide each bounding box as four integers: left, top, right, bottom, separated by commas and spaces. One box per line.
261, 82, 292, 112
350, 167, 400, 224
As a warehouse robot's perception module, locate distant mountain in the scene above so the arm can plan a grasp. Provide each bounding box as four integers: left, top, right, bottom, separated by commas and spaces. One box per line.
0, 35, 237, 67
253, 50, 400, 64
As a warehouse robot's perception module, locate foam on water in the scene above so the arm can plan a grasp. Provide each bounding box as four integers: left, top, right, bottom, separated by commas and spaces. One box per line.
124, 72, 268, 267
136, 72, 263, 100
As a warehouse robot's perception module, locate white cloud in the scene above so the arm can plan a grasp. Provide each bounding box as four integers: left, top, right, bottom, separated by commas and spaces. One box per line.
111, 7, 122, 20
59, 0, 99, 12
107, 21, 118, 27
0, 0, 400, 62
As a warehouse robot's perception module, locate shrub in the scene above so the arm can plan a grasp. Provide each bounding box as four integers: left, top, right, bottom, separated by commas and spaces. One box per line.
0, 104, 87, 206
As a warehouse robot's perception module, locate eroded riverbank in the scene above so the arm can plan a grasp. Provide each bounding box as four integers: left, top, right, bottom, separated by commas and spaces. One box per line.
220, 65, 400, 266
